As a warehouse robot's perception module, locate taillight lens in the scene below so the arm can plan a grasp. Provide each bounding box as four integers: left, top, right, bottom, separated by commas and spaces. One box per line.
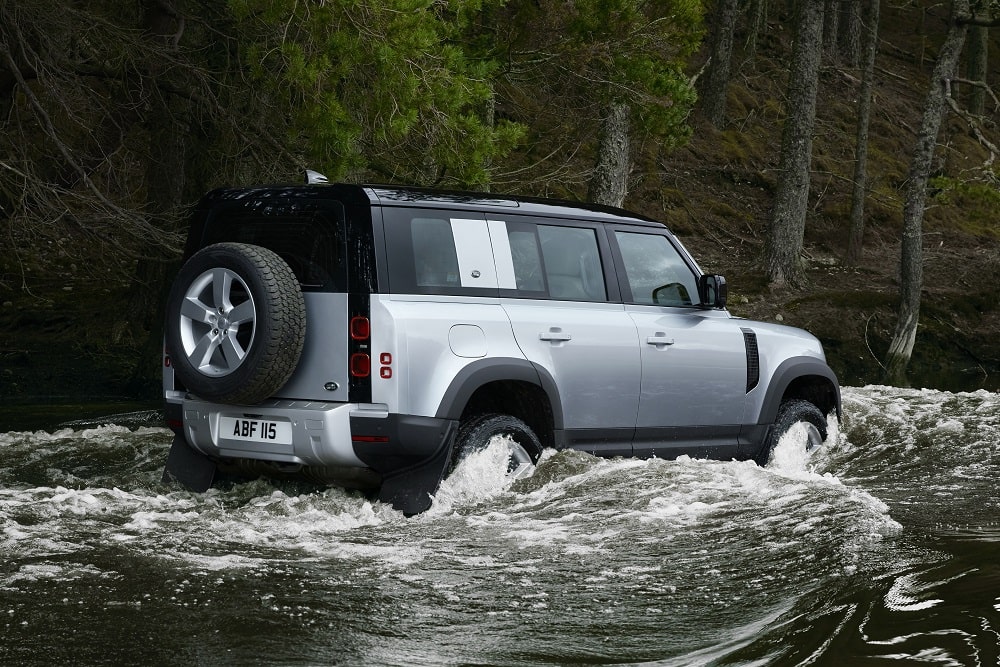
350, 353, 371, 377
350, 316, 370, 340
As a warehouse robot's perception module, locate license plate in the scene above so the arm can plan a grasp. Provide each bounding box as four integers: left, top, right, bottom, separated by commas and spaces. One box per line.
220, 416, 293, 445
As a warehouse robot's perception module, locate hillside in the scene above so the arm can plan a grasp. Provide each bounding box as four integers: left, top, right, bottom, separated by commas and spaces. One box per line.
637, 3, 1000, 390
1, 2, 998, 404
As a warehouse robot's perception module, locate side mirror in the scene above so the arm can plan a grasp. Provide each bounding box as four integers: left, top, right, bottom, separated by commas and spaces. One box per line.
698, 274, 727, 309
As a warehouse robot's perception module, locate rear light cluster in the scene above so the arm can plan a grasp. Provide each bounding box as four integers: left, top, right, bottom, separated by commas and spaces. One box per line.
350, 316, 370, 378
349, 316, 393, 379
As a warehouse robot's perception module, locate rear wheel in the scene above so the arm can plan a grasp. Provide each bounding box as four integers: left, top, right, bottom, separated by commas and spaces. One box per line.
451, 414, 543, 480
759, 399, 827, 465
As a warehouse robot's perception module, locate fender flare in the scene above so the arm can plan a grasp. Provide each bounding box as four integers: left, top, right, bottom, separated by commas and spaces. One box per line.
757, 356, 841, 425
434, 357, 564, 429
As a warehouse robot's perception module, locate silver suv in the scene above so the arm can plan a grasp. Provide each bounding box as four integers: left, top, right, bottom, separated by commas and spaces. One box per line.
162, 182, 840, 513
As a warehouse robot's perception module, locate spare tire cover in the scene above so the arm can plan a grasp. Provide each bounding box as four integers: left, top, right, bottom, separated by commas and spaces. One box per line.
165, 242, 306, 405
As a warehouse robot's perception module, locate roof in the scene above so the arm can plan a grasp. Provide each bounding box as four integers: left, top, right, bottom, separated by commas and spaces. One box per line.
198, 182, 666, 229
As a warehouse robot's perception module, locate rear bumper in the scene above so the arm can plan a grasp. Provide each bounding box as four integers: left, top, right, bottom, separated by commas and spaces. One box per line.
169, 397, 457, 514
179, 397, 368, 467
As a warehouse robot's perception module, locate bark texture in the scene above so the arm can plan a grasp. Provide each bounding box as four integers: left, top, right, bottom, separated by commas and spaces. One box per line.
885, 0, 970, 384
700, 0, 741, 127
845, 0, 880, 266
588, 102, 631, 207
966, 23, 988, 115
838, 0, 862, 66
766, 0, 825, 288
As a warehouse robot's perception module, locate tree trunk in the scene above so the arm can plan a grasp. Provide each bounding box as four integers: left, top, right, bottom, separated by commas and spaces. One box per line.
838, 0, 862, 67
746, 0, 769, 60
766, 0, 825, 288
823, 0, 839, 61
845, 0, 880, 267
885, 0, 969, 384
588, 102, 630, 207
966, 23, 988, 115
700, 0, 741, 127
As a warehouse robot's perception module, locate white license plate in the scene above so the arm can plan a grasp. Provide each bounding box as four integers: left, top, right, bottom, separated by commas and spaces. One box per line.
220, 416, 293, 445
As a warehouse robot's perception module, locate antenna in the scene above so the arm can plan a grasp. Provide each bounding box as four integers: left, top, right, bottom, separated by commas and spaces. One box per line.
305, 169, 329, 185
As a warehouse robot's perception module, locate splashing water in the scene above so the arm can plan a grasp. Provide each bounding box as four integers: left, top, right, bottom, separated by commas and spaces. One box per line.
1, 387, 998, 666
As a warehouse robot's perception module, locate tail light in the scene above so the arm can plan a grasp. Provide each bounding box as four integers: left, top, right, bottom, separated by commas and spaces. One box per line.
349, 316, 371, 377
350, 353, 371, 378
350, 316, 370, 340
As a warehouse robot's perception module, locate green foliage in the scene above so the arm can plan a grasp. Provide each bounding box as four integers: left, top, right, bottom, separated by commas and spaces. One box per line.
928, 176, 1000, 238
228, 0, 524, 186
493, 0, 704, 187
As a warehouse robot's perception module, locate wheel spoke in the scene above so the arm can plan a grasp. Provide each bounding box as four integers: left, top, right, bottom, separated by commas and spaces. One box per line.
190, 331, 220, 370
219, 334, 247, 369
180, 296, 214, 324
228, 299, 255, 325
212, 268, 233, 310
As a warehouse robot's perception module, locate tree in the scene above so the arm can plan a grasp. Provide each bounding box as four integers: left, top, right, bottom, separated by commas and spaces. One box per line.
766, 0, 826, 288
885, 0, 971, 383
823, 0, 840, 60
700, 0, 742, 128
588, 102, 631, 206
838, 0, 862, 66
745, 0, 770, 61
966, 22, 989, 115
228, 0, 524, 188
495, 0, 703, 203
845, 0, 881, 266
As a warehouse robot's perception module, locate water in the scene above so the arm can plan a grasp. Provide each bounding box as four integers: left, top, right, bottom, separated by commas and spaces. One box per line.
1, 387, 998, 666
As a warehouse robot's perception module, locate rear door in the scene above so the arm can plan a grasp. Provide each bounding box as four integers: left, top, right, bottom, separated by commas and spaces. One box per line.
197, 198, 351, 403
609, 227, 747, 458
490, 216, 640, 456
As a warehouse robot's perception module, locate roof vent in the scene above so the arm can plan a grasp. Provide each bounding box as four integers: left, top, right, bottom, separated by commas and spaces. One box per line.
305, 169, 329, 185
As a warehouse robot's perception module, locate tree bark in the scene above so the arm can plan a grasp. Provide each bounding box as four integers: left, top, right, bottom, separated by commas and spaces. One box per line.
746, 0, 769, 60
885, 0, 969, 384
845, 0, 880, 267
588, 102, 630, 207
766, 0, 825, 288
966, 23, 988, 115
823, 0, 839, 61
838, 0, 862, 66
700, 0, 741, 127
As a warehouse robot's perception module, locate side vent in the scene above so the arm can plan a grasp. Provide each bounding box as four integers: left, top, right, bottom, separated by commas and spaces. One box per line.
741, 327, 760, 394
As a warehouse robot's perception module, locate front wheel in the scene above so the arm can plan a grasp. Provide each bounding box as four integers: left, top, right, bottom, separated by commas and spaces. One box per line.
759, 399, 827, 465
451, 414, 543, 480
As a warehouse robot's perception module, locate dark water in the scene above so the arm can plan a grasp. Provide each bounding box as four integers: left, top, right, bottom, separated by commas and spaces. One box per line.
1, 386, 998, 666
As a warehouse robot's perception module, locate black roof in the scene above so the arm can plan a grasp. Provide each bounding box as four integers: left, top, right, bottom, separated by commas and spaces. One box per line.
198, 182, 666, 229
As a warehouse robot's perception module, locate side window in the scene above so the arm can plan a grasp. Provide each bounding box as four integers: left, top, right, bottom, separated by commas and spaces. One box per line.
614, 231, 698, 306
539, 226, 607, 301
383, 208, 498, 296
411, 218, 460, 288
495, 221, 607, 302
507, 229, 545, 292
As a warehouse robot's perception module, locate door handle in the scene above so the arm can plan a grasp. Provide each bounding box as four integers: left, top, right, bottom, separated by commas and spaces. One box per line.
646, 334, 675, 347
539, 328, 572, 342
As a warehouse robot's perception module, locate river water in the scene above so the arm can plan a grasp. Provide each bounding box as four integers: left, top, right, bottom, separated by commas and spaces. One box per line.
1, 385, 998, 666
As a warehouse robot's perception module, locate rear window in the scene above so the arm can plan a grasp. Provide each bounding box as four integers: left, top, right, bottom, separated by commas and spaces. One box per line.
200, 200, 347, 292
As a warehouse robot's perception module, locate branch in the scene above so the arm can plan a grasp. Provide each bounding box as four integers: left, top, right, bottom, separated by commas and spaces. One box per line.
944, 78, 999, 169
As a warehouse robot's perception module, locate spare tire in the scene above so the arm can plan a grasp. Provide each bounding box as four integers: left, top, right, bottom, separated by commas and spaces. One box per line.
165, 242, 306, 405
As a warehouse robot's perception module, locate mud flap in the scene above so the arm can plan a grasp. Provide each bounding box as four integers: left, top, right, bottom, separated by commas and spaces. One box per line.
162, 434, 216, 491
376, 425, 456, 516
